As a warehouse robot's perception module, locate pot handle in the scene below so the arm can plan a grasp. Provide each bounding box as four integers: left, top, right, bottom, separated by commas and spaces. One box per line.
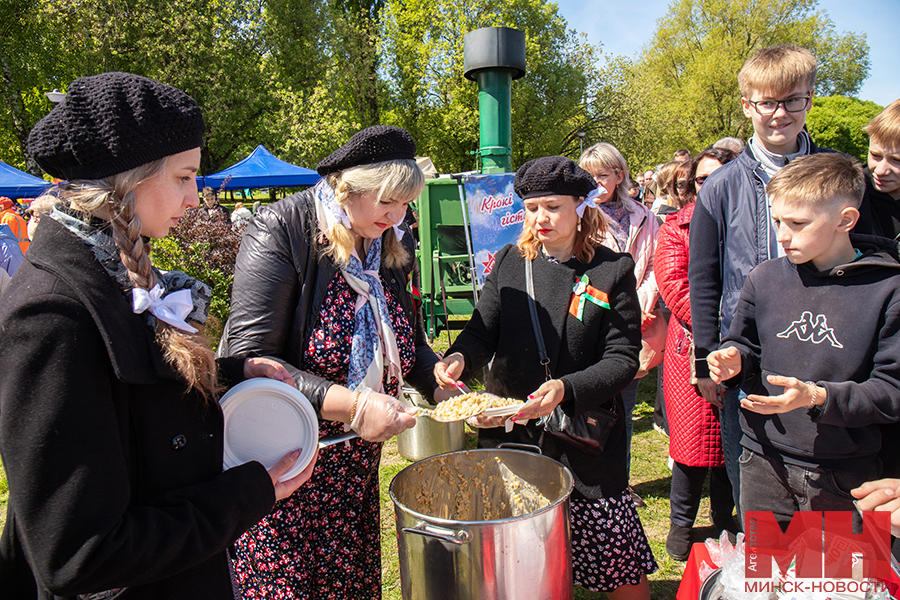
497, 442, 542, 455
402, 521, 471, 545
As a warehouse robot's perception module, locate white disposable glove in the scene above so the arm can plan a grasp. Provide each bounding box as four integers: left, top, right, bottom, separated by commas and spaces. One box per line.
351, 390, 418, 442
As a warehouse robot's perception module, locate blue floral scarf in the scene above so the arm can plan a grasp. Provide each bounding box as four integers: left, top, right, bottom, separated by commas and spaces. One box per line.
313, 181, 402, 394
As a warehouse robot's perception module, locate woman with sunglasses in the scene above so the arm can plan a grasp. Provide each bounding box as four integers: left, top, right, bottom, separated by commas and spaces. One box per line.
653, 146, 737, 560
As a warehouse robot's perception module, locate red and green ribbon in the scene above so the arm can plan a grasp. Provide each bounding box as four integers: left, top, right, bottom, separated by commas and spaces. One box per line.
407, 275, 422, 310
568, 274, 610, 321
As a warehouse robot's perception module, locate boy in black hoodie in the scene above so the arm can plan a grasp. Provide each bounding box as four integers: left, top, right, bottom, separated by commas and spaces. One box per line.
707, 153, 900, 530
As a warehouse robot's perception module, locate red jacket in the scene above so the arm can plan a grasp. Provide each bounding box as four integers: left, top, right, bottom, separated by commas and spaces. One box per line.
654, 203, 723, 467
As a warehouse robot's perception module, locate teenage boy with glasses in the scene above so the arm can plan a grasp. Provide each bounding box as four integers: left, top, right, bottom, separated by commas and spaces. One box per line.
688, 44, 837, 530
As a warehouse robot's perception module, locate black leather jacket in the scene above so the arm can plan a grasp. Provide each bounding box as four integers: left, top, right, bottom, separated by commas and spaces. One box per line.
218, 188, 438, 411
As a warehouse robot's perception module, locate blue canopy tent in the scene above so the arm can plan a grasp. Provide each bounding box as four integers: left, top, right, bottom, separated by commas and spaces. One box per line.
0, 161, 51, 199
200, 145, 320, 191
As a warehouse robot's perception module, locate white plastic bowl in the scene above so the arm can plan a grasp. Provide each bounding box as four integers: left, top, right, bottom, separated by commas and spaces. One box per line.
220, 378, 318, 482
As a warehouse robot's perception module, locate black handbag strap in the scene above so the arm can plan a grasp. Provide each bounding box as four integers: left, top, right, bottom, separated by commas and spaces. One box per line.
525, 259, 552, 382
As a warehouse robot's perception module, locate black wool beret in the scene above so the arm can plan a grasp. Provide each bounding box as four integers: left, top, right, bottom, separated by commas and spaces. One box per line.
514, 156, 597, 200
317, 125, 416, 176
27, 72, 204, 180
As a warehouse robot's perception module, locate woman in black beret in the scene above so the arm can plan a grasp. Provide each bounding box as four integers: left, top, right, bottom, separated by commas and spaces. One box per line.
434, 156, 658, 598
0, 71, 317, 599
218, 125, 446, 598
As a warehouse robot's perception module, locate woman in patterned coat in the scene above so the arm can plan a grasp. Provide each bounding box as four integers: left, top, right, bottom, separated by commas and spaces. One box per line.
654, 147, 737, 561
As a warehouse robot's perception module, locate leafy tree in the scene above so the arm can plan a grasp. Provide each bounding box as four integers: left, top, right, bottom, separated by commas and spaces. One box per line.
814, 30, 871, 97
265, 82, 360, 168
806, 95, 883, 161
379, 0, 606, 172
262, 0, 329, 92
47, 0, 276, 174
379, 0, 477, 172
513, 29, 609, 164
2, 0, 278, 175
329, 0, 382, 127
591, 56, 677, 173
253, 0, 379, 167
1, 0, 384, 177
0, 0, 78, 174
623, 0, 871, 160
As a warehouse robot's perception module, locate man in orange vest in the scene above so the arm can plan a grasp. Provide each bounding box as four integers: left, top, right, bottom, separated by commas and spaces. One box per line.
0, 197, 28, 253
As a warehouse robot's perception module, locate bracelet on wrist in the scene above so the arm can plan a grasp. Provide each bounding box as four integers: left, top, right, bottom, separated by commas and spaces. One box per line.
805, 381, 819, 410
349, 391, 361, 423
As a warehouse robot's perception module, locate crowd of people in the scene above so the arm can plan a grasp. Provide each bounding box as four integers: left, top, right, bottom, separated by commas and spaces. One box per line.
1, 41, 900, 600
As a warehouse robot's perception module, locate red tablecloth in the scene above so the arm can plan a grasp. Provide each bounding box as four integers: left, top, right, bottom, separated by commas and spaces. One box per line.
677, 543, 718, 600
675, 541, 900, 599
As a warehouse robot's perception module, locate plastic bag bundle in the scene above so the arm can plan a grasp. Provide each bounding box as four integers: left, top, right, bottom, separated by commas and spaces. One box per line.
701, 531, 781, 600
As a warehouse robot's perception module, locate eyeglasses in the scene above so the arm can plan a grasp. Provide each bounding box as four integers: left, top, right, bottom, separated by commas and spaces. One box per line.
695, 176, 709, 185
747, 95, 811, 116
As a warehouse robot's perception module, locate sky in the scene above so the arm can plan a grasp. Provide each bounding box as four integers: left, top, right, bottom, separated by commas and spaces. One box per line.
553, 0, 899, 107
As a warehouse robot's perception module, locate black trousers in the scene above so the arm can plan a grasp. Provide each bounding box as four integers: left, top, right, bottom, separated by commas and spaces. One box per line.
669, 461, 734, 528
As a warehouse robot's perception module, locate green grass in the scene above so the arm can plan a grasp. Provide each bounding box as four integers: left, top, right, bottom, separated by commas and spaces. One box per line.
379, 441, 411, 599
0, 325, 699, 599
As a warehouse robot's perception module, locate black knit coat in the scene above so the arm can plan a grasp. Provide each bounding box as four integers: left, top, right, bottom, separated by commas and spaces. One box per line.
447, 244, 641, 499
0, 217, 275, 599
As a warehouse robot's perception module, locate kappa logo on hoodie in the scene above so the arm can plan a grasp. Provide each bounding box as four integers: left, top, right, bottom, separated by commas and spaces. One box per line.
776, 311, 843, 348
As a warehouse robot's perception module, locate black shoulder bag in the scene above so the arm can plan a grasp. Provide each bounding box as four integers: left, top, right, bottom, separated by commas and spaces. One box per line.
527, 258, 618, 456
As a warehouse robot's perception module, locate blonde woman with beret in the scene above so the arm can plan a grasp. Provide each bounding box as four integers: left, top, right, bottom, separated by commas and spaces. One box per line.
220, 125, 446, 599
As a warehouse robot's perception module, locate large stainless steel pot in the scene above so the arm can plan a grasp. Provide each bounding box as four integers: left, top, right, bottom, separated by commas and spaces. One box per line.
699, 568, 724, 600
390, 448, 574, 600
396, 387, 465, 461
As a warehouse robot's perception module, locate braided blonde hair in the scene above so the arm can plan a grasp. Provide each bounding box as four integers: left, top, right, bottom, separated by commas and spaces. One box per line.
59, 159, 221, 402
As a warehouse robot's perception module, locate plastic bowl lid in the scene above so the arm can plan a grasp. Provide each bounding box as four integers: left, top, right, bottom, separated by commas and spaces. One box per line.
220, 379, 318, 482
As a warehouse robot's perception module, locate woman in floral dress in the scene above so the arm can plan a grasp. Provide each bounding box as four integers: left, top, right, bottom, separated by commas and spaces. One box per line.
219, 126, 444, 599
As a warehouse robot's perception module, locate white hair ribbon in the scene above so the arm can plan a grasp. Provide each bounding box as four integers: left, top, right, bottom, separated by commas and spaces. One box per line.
133, 284, 198, 333
393, 214, 406, 241
576, 198, 593, 218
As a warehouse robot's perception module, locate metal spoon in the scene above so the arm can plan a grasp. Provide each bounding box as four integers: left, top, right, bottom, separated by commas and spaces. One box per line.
318, 431, 360, 448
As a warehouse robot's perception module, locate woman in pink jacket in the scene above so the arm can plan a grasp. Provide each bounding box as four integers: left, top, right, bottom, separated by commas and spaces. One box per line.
579, 142, 659, 500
